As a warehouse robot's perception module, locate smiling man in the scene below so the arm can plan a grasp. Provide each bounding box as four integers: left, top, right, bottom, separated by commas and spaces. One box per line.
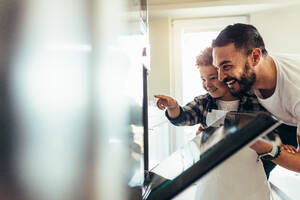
212, 23, 300, 172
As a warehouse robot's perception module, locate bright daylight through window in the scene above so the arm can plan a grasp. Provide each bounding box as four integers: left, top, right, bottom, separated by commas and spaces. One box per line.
182, 31, 219, 142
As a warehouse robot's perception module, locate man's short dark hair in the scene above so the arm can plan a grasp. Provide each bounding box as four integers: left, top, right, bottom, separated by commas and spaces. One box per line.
196, 47, 213, 68
212, 23, 268, 56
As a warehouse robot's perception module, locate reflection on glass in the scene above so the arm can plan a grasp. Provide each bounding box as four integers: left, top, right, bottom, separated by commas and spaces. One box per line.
143, 111, 280, 200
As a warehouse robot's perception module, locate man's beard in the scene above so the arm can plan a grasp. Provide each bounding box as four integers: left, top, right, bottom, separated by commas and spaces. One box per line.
225, 62, 256, 98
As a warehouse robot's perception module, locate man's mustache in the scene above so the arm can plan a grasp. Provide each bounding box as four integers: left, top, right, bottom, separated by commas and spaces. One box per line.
223, 77, 238, 84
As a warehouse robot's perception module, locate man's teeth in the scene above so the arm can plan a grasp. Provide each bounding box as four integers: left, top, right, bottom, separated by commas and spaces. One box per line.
226, 80, 235, 85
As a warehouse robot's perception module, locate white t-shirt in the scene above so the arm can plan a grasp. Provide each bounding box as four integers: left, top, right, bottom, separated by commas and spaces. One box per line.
217, 99, 240, 111
254, 54, 300, 137
195, 101, 272, 200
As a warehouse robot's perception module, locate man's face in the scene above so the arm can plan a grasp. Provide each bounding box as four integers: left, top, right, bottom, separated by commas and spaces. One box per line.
212, 43, 256, 97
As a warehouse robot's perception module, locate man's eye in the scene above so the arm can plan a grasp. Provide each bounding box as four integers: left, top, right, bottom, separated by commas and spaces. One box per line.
223, 65, 232, 71
210, 77, 217, 80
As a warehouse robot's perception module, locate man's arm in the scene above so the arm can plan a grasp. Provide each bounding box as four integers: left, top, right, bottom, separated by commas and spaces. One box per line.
251, 136, 300, 173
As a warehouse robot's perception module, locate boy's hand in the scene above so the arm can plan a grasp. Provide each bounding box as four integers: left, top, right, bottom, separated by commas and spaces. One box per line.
196, 124, 206, 136
154, 94, 179, 110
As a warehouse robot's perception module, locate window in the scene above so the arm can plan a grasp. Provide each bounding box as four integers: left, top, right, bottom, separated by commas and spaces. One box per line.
182, 31, 219, 142
170, 16, 248, 150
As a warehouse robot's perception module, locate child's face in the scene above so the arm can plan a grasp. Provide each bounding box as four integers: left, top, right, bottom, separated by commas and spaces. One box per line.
199, 65, 231, 99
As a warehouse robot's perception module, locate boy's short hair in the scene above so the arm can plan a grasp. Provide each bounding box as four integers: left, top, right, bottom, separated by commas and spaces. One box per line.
196, 47, 213, 68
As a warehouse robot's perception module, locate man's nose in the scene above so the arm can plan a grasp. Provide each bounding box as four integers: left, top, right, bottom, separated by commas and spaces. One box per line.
218, 68, 226, 82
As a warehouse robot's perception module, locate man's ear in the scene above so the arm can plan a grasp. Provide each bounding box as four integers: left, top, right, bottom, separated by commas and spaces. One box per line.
251, 48, 262, 66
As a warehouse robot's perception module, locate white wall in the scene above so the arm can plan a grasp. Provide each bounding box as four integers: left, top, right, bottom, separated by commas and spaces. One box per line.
148, 17, 171, 103
250, 4, 300, 54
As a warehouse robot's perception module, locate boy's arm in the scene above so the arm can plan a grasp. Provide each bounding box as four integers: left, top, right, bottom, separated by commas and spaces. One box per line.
154, 94, 180, 118
154, 94, 207, 126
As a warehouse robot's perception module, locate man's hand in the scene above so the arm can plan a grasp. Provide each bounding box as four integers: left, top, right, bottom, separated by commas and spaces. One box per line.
154, 94, 180, 118
281, 144, 299, 154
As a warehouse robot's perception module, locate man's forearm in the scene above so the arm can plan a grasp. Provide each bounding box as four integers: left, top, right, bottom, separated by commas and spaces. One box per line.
274, 135, 300, 172
251, 139, 300, 173
250, 140, 272, 154
272, 149, 300, 173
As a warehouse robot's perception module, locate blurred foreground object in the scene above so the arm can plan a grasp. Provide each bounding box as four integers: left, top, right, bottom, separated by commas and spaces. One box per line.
0, 0, 149, 199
